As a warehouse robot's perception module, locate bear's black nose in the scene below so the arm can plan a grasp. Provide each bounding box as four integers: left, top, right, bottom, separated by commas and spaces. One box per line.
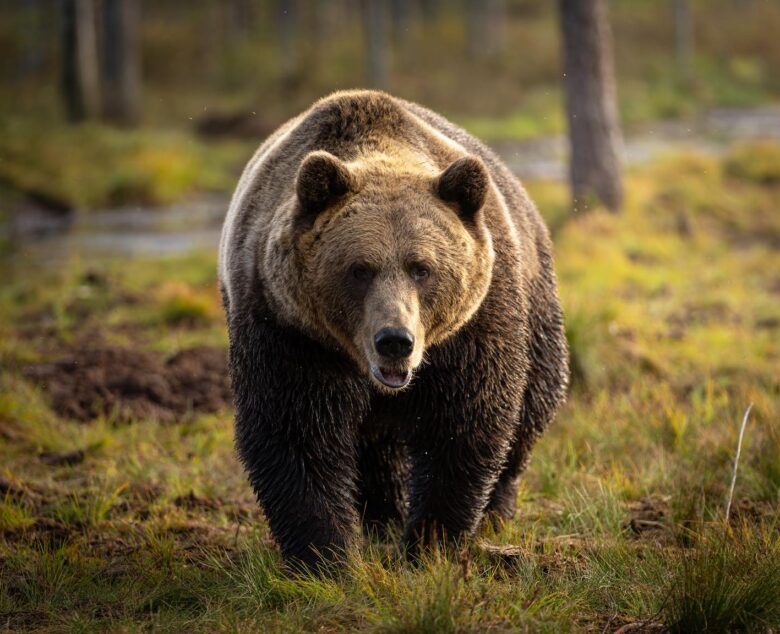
374, 327, 414, 360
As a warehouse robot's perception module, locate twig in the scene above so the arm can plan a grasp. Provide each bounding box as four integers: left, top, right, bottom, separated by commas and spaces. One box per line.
725, 403, 753, 522
601, 611, 617, 634
233, 519, 241, 549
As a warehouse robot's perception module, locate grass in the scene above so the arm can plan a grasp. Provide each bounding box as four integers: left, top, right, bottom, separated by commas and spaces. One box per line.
0, 146, 779, 631
662, 526, 780, 633
0, 118, 251, 212
155, 281, 220, 328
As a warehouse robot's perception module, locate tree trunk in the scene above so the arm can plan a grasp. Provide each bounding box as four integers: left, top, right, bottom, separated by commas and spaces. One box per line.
419, 0, 440, 22
300, 0, 324, 82
226, 0, 256, 38
102, 0, 142, 126
363, 0, 388, 89
390, 0, 415, 47
62, 0, 100, 121
466, 0, 506, 62
19, 0, 47, 80
275, 0, 298, 90
559, 0, 624, 212
673, 0, 694, 86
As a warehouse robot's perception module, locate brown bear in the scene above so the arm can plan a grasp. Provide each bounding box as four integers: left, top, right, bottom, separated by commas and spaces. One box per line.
218, 90, 568, 570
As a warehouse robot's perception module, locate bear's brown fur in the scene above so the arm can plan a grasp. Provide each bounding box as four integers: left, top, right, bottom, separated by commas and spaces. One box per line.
219, 90, 569, 570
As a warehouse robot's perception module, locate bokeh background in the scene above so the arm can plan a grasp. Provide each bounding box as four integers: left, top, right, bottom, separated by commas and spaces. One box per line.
1, 2, 779, 632
2, 0, 780, 222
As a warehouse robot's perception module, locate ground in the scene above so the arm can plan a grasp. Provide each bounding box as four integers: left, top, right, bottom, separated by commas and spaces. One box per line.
1, 145, 779, 632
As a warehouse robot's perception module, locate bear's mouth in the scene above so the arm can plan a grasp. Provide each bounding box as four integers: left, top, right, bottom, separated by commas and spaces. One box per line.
370, 365, 412, 389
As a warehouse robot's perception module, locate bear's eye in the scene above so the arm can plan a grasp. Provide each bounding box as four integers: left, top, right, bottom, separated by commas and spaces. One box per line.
410, 263, 431, 283
350, 263, 373, 283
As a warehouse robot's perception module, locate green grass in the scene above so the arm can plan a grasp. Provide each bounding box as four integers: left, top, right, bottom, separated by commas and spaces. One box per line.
0, 118, 251, 212
662, 525, 780, 633
455, 89, 564, 142
0, 147, 778, 631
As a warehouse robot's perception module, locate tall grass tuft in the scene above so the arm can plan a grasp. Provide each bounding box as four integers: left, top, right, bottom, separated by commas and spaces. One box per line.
662, 524, 780, 633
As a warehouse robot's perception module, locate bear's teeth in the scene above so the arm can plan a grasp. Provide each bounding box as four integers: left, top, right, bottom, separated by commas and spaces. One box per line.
375, 366, 410, 387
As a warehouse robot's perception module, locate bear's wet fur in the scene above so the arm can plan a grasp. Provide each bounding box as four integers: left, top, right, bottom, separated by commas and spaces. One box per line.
219, 90, 569, 570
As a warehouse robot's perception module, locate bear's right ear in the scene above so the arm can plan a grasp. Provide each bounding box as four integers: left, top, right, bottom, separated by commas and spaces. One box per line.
436, 156, 489, 222
295, 151, 355, 224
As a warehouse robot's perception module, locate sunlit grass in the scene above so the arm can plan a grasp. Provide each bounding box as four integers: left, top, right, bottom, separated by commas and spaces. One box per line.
0, 147, 778, 630
0, 118, 250, 211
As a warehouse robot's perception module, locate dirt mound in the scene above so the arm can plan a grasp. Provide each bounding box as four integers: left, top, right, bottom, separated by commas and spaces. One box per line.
24, 346, 232, 423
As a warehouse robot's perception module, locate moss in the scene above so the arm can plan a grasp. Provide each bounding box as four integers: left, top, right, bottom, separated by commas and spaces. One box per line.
0, 118, 251, 211
155, 281, 217, 327
725, 141, 780, 185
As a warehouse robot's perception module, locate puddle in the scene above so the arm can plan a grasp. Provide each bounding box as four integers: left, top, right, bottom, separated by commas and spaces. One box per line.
1, 195, 228, 265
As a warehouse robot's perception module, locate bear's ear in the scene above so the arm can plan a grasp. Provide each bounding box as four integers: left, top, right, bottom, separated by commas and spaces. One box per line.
436, 156, 489, 221
295, 151, 355, 222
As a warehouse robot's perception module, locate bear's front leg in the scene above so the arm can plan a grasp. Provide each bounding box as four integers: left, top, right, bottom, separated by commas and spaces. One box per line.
229, 312, 371, 571
402, 394, 519, 554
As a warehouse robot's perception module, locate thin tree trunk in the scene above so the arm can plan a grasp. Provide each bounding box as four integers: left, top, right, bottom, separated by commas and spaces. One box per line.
226, 0, 255, 38
275, 0, 298, 90
466, 0, 506, 61
102, 0, 142, 126
419, 0, 440, 22
559, 0, 624, 212
673, 0, 694, 86
466, 0, 482, 61
390, 0, 416, 47
301, 0, 323, 81
62, 0, 100, 121
363, 0, 388, 89
19, 0, 47, 80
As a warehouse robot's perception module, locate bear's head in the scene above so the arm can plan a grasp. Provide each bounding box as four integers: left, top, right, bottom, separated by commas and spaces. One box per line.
268, 149, 495, 392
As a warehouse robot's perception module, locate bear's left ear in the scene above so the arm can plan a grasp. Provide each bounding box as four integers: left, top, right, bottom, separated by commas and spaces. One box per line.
436, 156, 489, 221
296, 151, 355, 224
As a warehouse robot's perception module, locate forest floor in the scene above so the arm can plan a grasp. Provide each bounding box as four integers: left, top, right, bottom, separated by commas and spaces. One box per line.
1, 145, 779, 632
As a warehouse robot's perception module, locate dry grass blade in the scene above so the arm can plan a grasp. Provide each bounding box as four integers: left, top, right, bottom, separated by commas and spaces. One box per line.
725, 403, 754, 522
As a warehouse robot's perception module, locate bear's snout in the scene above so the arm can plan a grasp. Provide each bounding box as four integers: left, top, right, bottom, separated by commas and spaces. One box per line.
360, 280, 424, 391
374, 327, 414, 360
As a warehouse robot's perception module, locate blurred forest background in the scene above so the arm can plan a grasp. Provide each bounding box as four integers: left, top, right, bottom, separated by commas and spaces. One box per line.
1, 2, 779, 632
1, 0, 780, 215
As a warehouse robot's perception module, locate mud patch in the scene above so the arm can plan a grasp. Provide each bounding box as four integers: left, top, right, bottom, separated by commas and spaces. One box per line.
24, 346, 232, 423
0, 477, 46, 506
174, 491, 220, 512
627, 496, 672, 541
39, 449, 85, 466
728, 498, 777, 525
477, 536, 588, 577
